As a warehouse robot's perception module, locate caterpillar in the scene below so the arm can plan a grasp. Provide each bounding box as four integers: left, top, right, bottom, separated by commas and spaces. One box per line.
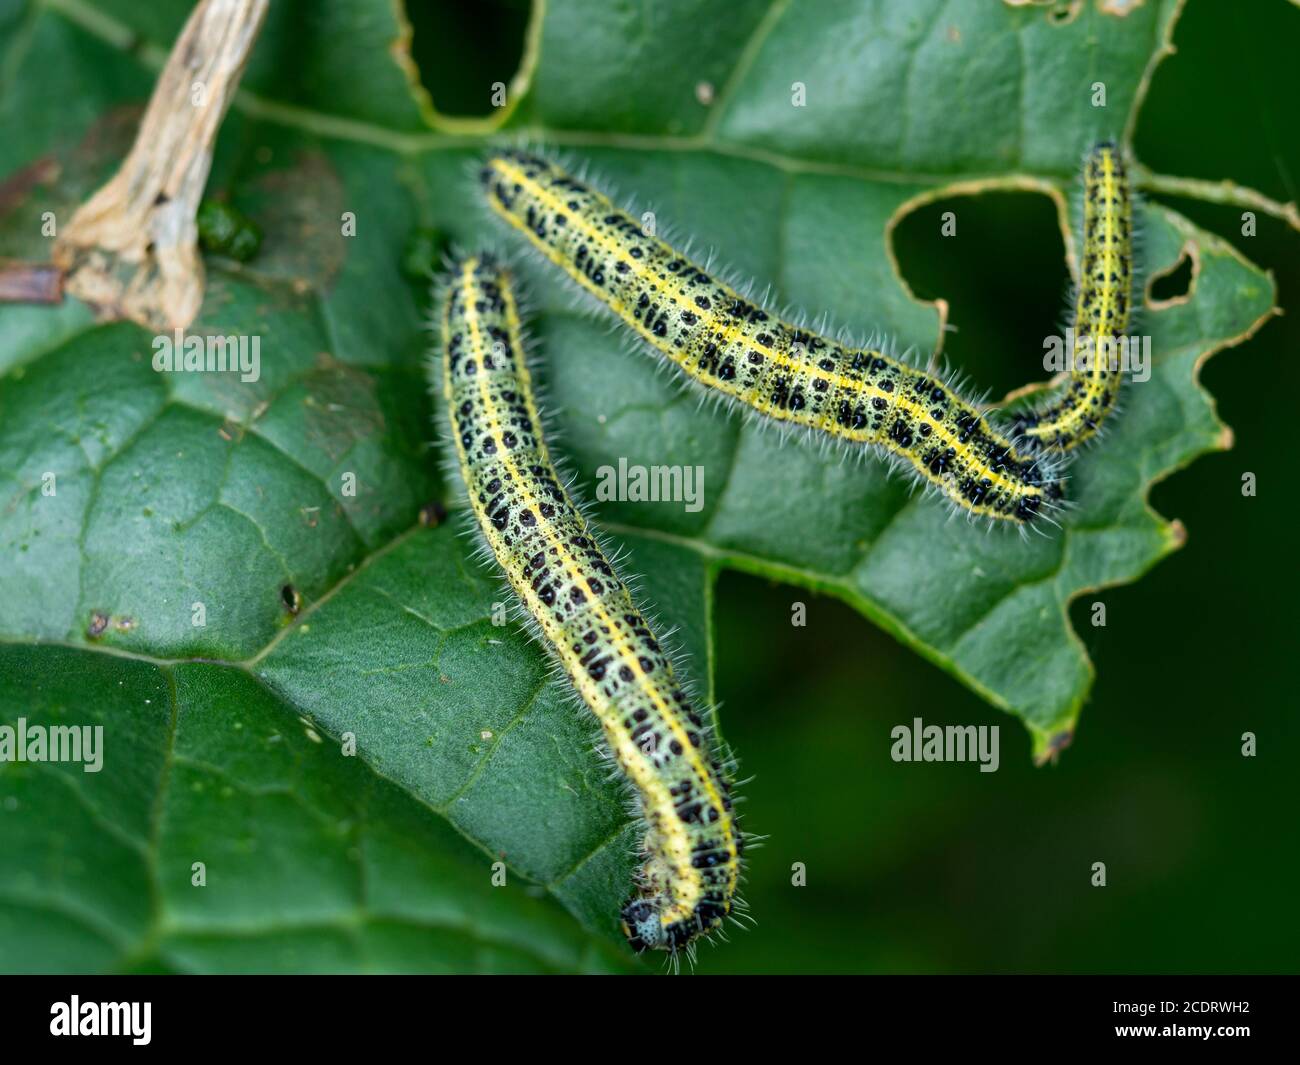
1015, 141, 1134, 450
436, 253, 743, 956
479, 149, 1064, 526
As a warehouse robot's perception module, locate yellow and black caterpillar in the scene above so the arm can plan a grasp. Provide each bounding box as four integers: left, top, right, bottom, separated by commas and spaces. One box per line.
1016, 141, 1134, 450
437, 254, 743, 954
480, 149, 1066, 526
443, 142, 1134, 955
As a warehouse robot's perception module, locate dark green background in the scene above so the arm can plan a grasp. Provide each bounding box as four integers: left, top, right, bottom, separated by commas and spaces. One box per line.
416, 0, 1298, 973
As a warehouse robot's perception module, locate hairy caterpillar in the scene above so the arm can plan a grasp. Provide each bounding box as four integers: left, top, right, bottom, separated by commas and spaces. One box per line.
437, 254, 743, 955
479, 149, 1063, 526
1015, 141, 1134, 450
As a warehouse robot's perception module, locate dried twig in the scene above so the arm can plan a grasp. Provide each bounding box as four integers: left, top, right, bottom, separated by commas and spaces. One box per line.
52, 0, 268, 331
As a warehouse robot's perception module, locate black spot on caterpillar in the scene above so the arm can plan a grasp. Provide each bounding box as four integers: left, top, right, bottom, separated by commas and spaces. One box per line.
479, 148, 1064, 526
435, 253, 743, 956
1015, 141, 1135, 450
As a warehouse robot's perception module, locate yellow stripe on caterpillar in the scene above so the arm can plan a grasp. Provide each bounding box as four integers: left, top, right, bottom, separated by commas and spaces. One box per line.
437, 253, 743, 954
480, 149, 1063, 526
1016, 141, 1134, 450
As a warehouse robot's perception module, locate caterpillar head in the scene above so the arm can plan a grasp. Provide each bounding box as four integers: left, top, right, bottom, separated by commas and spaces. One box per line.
620, 898, 669, 952
619, 896, 730, 953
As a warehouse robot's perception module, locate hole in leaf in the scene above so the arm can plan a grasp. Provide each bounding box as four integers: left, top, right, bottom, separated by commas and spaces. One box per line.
892, 190, 1066, 398
405, 0, 532, 117
281, 584, 302, 615
1048, 4, 1076, 26
1147, 248, 1195, 306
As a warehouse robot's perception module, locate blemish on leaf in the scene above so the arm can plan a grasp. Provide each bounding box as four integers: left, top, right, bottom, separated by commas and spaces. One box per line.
297, 352, 386, 461
233, 151, 346, 289
418, 500, 448, 527
0, 155, 59, 215
87, 611, 109, 638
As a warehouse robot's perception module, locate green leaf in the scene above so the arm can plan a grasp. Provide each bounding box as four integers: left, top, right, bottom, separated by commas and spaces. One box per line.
0, 638, 633, 973
0, 0, 1277, 970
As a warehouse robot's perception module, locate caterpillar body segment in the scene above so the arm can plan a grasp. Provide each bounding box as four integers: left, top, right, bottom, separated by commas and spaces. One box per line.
1017, 141, 1135, 450
480, 149, 1064, 526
